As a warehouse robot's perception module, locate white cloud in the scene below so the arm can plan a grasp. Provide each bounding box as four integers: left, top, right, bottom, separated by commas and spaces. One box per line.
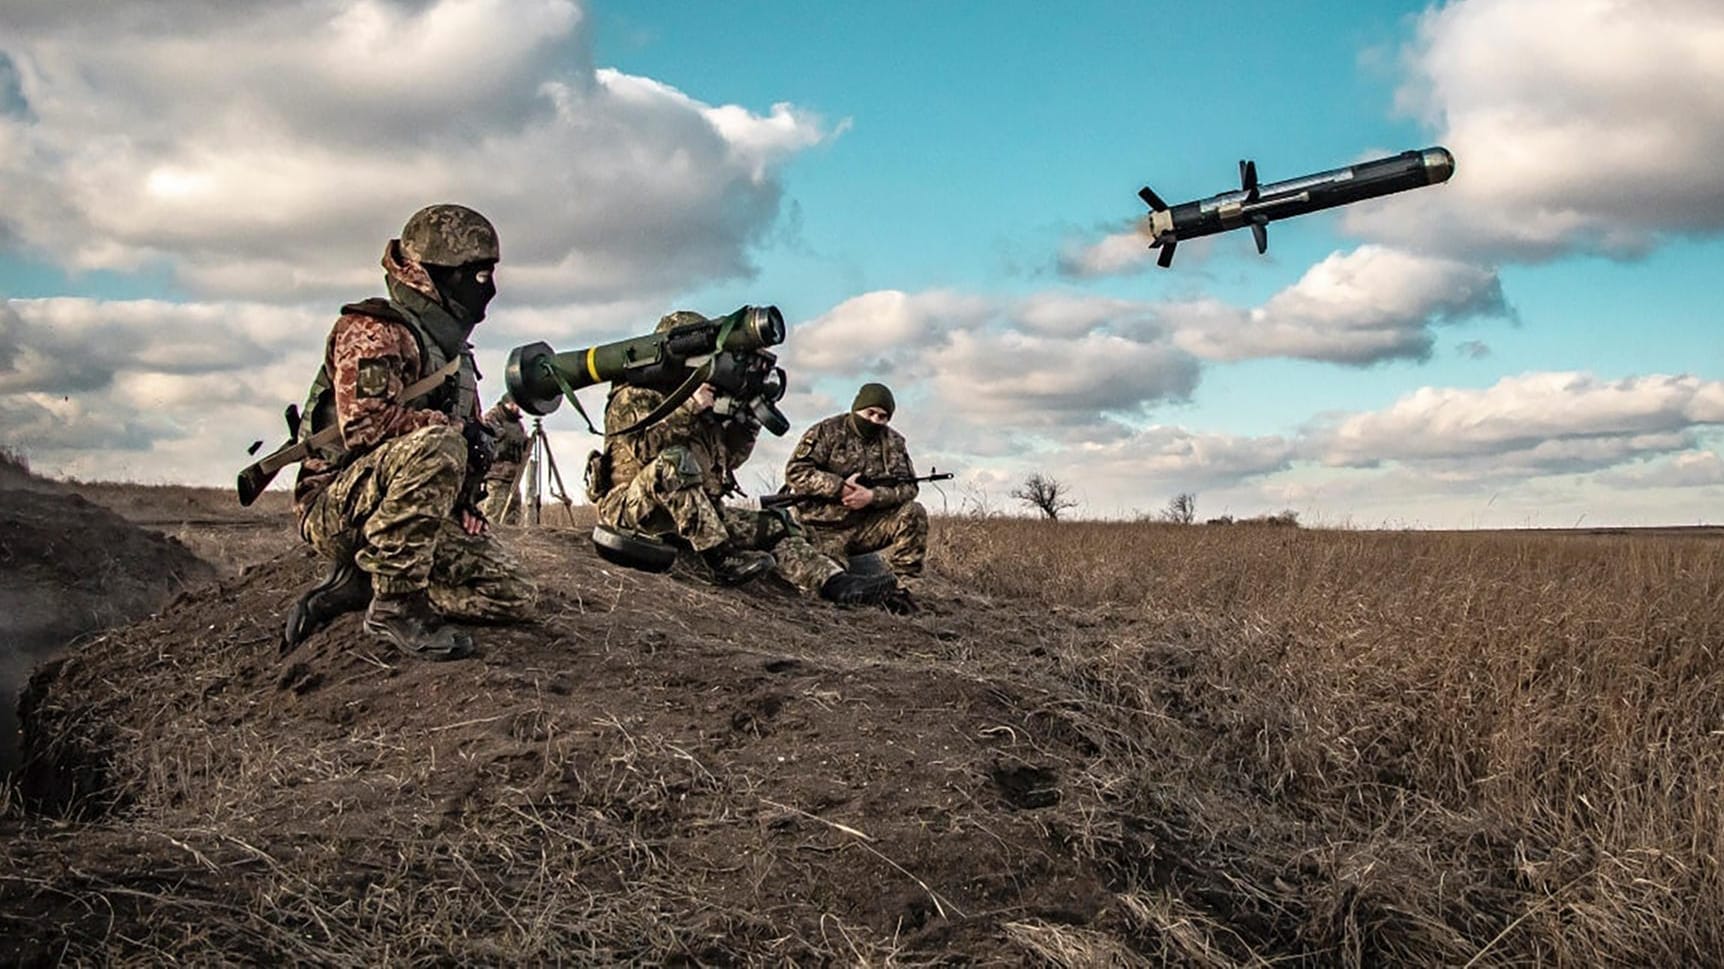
0, 298, 323, 472
1315, 371, 1724, 473
789, 290, 993, 372
1168, 245, 1509, 364
927, 329, 1198, 424
896, 370, 1724, 526
788, 289, 1198, 436
1596, 449, 1724, 489
1071, 426, 1297, 488
1346, 0, 1724, 260
0, 0, 838, 303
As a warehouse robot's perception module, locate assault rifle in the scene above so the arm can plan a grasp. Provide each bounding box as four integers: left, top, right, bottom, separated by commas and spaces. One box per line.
759, 469, 954, 510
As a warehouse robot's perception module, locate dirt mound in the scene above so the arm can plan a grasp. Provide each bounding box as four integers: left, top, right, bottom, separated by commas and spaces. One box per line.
9, 533, 1151, 963
2, 482, 215, 776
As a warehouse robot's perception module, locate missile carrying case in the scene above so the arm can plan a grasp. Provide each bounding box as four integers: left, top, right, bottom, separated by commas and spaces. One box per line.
846, 552, 890, 577
591, 524, 678, 574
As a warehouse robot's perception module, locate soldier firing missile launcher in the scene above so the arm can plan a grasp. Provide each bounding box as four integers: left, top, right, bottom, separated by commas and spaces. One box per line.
1138, 146, 1455, 267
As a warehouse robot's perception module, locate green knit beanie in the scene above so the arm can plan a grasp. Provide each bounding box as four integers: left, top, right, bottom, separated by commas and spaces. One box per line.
851, 382, 895, 418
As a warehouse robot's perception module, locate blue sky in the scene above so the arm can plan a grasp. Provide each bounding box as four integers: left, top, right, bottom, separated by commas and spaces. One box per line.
3, 0, 1722, 526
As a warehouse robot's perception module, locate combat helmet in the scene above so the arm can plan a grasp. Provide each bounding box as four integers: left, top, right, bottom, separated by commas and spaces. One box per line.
655, 310, 706, 334
400, 204, 500, 267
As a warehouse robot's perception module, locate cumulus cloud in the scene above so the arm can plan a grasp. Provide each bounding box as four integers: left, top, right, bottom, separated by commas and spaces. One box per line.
0, 0, 838, 304
0, 298, 324, 470
938, 371, 1724, 526
1597, 450, 1724, 489
1313, 372, 1724, 476
1167, 245, 1510, 364
1345, 0, 1724, 260
1068, 426, 1296, 490
790, 290, 994, 372
788, 289, 1198, 439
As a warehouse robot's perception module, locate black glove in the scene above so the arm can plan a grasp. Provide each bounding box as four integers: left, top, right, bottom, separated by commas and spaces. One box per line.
462, 420, 496, 479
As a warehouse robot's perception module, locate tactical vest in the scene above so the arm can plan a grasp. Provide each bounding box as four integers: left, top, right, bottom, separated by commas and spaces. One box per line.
297, 297, 479, 463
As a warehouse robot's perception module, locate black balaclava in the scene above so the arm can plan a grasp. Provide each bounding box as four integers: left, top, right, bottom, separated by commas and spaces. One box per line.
849, 382, 894, 440
427, 261, 497, 329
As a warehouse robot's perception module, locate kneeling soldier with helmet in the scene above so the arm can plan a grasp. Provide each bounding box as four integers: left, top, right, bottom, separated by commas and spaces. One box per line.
282, 204, 539, 660
593, 311, 898, 606
784, 383, 928, 611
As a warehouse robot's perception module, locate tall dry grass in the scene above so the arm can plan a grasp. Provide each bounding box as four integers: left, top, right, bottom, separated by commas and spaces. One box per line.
934, 518, 1724, 964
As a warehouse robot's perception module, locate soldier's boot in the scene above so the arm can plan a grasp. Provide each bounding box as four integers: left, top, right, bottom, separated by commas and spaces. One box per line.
282, 557, 373, 654
701, 546, 776, 586
819, 571, 898, 606
363, 591, 476, 661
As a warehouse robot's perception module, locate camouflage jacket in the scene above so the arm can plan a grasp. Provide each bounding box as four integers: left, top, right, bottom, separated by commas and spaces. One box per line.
293, 247, 480, 517
783, 413, 917, 527
601, 383, 758, 499
481, 403, 529, 484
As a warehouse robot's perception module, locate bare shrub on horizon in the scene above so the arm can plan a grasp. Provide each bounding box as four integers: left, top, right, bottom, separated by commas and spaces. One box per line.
1010, 472, 1078, 521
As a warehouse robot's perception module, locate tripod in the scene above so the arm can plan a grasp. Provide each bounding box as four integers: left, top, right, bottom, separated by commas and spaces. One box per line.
520, 418, 576, 526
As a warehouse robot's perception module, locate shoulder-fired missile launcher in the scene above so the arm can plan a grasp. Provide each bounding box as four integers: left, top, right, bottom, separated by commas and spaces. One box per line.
505, 305, 791, 437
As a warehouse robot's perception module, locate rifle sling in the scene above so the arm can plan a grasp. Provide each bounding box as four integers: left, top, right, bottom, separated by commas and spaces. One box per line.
251, 356, 464, 476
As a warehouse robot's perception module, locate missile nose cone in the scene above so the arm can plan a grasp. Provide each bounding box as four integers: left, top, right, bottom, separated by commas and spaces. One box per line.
1421, 146, 1456, 184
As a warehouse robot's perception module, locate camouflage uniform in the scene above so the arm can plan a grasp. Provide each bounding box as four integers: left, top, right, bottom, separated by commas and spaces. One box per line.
594, 329, 843, 594
478, 401, 529, 524
784, 413, 929, 582
293, 241, 538, 619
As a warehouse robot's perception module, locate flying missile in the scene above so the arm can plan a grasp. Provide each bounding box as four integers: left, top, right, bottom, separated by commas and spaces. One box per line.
1137, 146, 1455, 267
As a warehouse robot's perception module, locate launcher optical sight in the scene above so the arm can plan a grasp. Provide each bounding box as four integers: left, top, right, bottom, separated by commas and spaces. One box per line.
505, 304, 791, 436
1138, 146, 1455, 267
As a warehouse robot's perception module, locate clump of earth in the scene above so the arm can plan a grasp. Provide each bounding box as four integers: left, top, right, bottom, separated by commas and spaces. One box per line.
1, 455, 215, 777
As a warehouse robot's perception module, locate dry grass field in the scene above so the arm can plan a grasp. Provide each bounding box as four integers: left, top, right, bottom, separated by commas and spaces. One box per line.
935, 517, 1724, 964
4, 477, 1723, 965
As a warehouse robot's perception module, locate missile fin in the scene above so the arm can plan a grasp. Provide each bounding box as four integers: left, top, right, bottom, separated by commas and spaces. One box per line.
1250, 220, 1268, 255
1156, 240, 1177, 268
1240, 159, 1259, 199
1137, 186, 1168, 212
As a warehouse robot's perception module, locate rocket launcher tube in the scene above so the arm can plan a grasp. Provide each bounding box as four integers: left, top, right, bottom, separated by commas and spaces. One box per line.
504, 305, 786, 418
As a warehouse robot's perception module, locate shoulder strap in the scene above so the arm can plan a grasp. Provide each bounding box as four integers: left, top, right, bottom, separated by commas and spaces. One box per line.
607, 362, 713, 438
249, 356, 463, 478
339, 297, 410, 324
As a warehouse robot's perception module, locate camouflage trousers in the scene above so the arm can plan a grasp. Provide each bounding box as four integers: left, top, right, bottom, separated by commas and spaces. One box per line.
596, 448, 843, 594
479, 471, 521, 525
300, 425, 539, 621
801, 500, 928, 582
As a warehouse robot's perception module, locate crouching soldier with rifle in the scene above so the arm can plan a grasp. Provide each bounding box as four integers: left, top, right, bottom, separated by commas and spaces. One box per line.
782, 383, 935, 611
591, 312, 899, 607
251, 204, 538, 660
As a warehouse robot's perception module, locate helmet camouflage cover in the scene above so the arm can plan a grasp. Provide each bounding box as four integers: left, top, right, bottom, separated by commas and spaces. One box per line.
655, 310, 705, 334
400, 204, 500, 267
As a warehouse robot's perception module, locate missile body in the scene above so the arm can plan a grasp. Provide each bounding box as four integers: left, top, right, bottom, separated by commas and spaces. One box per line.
1139, 146, 1454, 267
